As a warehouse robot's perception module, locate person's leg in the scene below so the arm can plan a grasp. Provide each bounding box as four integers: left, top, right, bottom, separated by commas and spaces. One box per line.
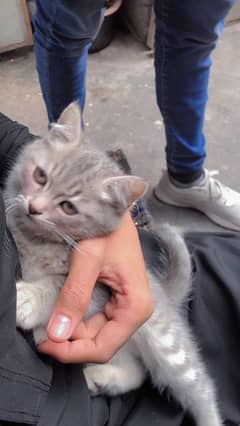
154, 0, 235, 183
34, 0, 105, 122
153, 0, 240, 232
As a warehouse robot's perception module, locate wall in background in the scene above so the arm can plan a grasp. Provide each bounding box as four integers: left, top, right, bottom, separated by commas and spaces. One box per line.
0, 0, 33, 53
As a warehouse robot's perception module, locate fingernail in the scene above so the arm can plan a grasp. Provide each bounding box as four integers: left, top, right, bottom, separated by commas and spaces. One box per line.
48, 314, 71, 339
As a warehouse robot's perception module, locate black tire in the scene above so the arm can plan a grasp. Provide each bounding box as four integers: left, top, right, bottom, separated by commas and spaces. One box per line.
89, 15, 116, 54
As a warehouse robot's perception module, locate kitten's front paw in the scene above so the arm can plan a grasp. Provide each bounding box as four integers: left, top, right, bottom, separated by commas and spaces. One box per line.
16, 282, 41, 330
83, 365, 125, 396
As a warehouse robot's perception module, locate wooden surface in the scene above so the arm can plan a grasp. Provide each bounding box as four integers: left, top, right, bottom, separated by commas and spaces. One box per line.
227, 0, 240, 22
20, 0, 34, 45
0, 0, 33, 54
146, 7, 154, 50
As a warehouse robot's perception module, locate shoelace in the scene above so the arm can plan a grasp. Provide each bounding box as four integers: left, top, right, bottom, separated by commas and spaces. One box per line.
207, 170, 240, 207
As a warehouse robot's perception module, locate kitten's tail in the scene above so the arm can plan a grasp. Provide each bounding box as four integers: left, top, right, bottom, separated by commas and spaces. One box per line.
155, 224, 192, 306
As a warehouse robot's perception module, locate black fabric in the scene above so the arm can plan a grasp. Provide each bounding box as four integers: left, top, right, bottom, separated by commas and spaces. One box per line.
187, 232, 240, 425
0, 113, 35, 187
0, 114, 52, 424
0, 114, 240, 425
168, 168, 204, 185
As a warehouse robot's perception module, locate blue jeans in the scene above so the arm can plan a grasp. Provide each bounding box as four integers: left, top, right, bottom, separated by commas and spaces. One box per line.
154, 0, 236, 181
34, 0, 235, 180
34, 0, 105, 122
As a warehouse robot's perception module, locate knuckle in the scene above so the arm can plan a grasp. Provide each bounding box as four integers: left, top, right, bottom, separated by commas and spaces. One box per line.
95, 343, 114, 363
129, 294, 154, 326
144, 295, 155, 318
98, 351, 112, 363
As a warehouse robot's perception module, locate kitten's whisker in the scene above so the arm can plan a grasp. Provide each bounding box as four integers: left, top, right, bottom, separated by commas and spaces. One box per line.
4, 194, 24, 204
4, 195, 24, 212
38, 218, 56, 227
5, 200, 16, 207
5, 198, 22, 207
5, 204, 18, 212
55, 230, 78, 250
36, 217, 81, 252
54, 230, 79, 251
4, 199, 19, 207
5, 203, 21, 213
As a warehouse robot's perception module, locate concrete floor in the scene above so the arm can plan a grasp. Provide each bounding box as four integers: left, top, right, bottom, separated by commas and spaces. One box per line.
1, 23, 240, 232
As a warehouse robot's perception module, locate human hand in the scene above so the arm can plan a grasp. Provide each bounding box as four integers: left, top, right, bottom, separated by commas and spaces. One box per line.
38, 213, 154, 363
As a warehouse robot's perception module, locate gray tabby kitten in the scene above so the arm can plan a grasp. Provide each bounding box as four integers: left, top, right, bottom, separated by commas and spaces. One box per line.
5, 103, 221, 426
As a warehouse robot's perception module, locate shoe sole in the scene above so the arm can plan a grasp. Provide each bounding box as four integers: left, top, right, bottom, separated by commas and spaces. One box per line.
153, 188, 190, 208
153, 189, 240, 232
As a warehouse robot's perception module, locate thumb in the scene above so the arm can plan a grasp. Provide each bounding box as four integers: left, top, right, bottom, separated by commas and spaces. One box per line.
47, 238, 105, 342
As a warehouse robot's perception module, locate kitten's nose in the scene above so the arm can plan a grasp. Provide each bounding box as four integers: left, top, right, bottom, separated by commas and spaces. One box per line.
28, 202, 42, 215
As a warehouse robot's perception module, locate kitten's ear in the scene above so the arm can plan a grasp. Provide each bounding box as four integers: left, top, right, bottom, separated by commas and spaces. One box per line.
49, 102, 82, 144
102, 175, 148, 210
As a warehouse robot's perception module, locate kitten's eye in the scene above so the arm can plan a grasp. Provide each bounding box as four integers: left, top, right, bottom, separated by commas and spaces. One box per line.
33, 167, 47, 186
60, 201, 78, 215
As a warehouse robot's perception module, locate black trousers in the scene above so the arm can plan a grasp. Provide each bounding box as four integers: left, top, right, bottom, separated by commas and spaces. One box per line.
0, 113, 240, 425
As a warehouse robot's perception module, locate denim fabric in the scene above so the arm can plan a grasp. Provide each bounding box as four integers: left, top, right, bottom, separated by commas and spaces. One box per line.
35, 0, 235, 177
154, 0, 236, 178
34, 0, 105, 122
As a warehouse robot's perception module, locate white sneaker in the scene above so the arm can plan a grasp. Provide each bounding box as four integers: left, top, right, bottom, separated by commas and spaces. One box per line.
154, 169, 240, 231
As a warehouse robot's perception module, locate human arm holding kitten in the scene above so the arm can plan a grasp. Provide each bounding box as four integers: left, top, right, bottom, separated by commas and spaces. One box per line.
39, 213, 154, 363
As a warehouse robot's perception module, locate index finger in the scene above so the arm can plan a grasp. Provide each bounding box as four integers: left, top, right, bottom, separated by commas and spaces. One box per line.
47, 238, 106, 342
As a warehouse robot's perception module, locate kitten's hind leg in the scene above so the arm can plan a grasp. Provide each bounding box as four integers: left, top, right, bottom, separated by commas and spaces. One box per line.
135, 313, 222, 426
84, 343, 146, 396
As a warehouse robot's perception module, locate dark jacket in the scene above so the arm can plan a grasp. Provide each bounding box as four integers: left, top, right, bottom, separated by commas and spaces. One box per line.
0, 113, 240, 425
